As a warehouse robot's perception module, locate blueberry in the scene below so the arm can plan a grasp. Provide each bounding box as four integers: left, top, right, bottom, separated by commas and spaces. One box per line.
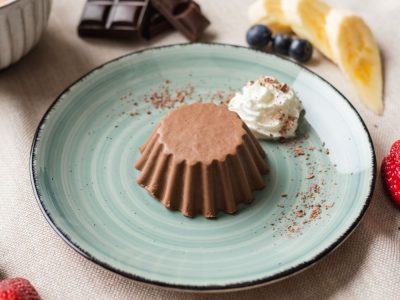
246, 25, 272, 48
272, 33, 292, 55
289, 39, 313, 63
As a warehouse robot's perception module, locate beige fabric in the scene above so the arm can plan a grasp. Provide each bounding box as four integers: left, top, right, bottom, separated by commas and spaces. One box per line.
0, 0, 399, 299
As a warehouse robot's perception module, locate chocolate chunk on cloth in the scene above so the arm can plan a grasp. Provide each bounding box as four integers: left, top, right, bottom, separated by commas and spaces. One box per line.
142, 4, 173, 39
151, 0, 210, 42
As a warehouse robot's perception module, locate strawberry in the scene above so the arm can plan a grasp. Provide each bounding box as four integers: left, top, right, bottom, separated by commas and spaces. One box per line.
0, 278, 39, 300
381, 140, 400, 208
389, 140, 400, 160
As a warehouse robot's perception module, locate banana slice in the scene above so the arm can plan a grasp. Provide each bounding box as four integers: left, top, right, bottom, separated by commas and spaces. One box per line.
326, 10, 383, 114
281, 0, 334, 60
248, 0, 292, 33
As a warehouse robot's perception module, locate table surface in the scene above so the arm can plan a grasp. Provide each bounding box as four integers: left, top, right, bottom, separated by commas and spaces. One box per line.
0, 0, 399, 299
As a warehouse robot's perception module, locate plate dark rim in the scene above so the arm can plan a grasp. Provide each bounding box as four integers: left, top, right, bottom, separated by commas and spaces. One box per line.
30, 42, 377, 292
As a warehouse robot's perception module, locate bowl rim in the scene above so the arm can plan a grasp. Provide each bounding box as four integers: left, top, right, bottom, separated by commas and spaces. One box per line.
0, 0, 19, 9
29, 42, 377, 292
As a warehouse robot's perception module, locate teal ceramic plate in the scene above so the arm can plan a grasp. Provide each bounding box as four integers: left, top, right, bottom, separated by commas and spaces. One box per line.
31, 43, 376, 291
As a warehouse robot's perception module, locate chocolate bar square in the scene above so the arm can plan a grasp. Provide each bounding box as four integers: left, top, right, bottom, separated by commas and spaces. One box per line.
78, 0, 150, 38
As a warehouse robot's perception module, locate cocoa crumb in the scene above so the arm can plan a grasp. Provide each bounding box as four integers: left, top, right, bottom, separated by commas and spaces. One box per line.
306, 174, 315, 179
311, 183, 321, 194
288, 225, 302, 233
281, 193, 288, 197
295, 210, 305, 217
294, 147, 305, 157
280, 83, 289, 93
176, 91, 185, 103
309, 205, 321, 220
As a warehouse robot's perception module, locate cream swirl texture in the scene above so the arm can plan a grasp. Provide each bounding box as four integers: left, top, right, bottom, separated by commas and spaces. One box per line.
228, 76, 303, 139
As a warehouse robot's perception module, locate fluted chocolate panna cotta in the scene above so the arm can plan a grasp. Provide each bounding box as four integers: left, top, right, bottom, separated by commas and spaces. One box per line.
134, 103, 269, 218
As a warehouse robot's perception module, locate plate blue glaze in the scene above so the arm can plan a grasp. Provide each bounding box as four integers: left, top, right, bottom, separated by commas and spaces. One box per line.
31, 43, 376, 291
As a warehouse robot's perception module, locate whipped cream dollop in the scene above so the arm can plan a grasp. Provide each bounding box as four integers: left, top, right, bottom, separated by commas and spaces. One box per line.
228, 76, 303, 139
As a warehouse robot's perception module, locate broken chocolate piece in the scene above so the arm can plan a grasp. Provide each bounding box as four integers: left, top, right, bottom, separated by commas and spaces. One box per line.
151, 0, 210, 42
142, 4, 174, 39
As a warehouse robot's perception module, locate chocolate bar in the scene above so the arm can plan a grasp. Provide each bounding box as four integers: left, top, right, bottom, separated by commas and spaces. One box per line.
78, 0, 151, 38
151, 0, 210, 42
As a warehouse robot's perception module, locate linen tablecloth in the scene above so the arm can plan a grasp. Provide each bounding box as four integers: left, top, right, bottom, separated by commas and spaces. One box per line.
0, 0, 399, 299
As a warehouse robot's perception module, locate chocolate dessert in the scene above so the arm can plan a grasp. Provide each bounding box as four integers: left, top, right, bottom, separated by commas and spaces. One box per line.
134, 103, 268, 218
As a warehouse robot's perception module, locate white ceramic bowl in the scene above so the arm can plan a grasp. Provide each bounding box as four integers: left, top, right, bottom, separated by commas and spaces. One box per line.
0, 0, 52, 70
